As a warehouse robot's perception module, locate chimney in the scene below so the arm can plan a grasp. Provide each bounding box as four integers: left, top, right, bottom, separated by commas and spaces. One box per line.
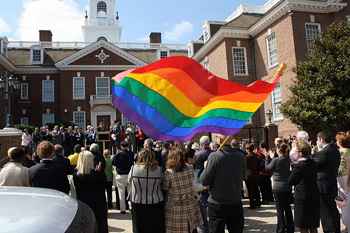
149, 32, 162, 44
39, 30, 52, 42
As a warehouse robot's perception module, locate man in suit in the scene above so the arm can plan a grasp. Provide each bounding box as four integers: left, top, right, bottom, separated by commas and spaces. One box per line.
53, 144, 73, 176
29, 141, 70, 194
313, 131, 341, 233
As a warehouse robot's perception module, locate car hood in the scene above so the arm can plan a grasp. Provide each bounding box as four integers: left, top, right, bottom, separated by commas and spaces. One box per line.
0, 187, 78, 233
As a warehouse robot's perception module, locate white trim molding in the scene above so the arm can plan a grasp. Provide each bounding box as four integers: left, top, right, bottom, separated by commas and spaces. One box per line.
232, 47, 249, 76
55, 39, 147, 69
58, 65, 139, 71
193, 28, 249, 61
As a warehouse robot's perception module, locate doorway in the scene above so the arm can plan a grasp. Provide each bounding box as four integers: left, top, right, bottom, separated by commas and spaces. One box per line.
97, 115, 111, 131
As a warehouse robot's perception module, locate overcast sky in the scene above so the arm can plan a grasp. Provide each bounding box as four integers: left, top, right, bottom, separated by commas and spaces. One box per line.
0, 0, 266, 43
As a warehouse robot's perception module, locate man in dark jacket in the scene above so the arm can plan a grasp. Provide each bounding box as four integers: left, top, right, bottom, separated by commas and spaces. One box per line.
200, 136, 245, 233
313, 131, 341, 233
29, 141, 70, 194
53, 144, 73, 176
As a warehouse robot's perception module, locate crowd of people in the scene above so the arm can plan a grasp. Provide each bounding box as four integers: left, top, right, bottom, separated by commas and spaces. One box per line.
1, 125, 350, 233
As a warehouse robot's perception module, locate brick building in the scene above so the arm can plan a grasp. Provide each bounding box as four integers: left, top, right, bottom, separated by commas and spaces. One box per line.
188, 0, 349, 138
0, 0, 187, 129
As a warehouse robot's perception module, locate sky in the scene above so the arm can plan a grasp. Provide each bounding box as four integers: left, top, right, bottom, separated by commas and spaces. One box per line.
0, 0, 266, 44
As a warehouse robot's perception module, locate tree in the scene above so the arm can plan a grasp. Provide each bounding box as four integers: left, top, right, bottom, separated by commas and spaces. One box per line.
281, 22, 350, 137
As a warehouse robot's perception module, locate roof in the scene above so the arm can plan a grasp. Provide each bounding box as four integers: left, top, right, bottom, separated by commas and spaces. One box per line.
225, 13, 263, 29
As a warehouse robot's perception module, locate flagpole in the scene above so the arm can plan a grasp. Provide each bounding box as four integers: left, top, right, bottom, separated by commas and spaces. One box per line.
218, 136, 230, 150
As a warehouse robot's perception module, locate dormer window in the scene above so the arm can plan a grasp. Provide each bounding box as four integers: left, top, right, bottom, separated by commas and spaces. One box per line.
31, 46, 43, 64
97, 1, 107, 16
159, 50, 169, 59
188, 43, 194, 57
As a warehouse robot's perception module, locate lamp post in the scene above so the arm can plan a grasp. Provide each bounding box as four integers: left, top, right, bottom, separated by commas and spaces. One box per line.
0, 72, 20, 128
266, 109, 273, 125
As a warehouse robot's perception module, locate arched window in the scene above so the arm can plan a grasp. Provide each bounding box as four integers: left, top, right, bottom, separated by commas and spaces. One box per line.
97, 36, 108, 42
97, 1, 107, 13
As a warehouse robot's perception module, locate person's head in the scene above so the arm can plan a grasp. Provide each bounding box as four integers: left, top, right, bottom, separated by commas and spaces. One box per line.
163, 142, 171, 151
103, 149, 110, 159
73, 144, 82, 154
317, 131, 333, 148
230, 138, 240, 149
336, 132, 350, 149
296, 130, 309, 142
76, 151, 95, 175
185, 147, 195, 165
246, 143, 255, 154
277, 143, 289, 157
136, 149, 158, 169
209, 141, 219, 151
36, 141, 55, 159
167, 147, 187, 172
90, 143, 100, 154
143, 138, 153, 150
7, 147, 25, 162
199, 136, 210, 149
296, 140, 312, 158
274, 137, 283, 149
259, 142, 268, 151
191, 142, 200, 151
54, 144, 64, 157
120, 140, 129, 150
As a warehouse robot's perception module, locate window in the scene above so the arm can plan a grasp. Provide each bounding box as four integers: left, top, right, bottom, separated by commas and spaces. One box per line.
97, 1, 107, 13
42, 113, 55, 125
271, 83, 283, 121
159, 50, 169, 59
31, 48, 43, 64
232, 47, 248, 76
42, 80, 54, 102
266, 32, 278, 68
203, 28, 210, 43
73, 111, 86, 129
188, 44, 193, 57
73, 77, 85, 100
20, 117, 29, 125
305, 23, 321, 52
96, 77, 110, 97
20, 83, 29, 100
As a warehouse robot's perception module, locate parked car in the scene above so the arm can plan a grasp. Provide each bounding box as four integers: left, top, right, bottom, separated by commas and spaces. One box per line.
0, 186, 96, 233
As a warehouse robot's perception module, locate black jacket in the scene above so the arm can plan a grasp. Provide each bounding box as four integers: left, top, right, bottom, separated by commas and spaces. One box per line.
194, 149, 211, 173
112, 149, 134, 175
73, 170, 108, 233
313, 143, 341, 196
53, 154, 73, 175
29, 159, 70, 194
289, 158, 319, 201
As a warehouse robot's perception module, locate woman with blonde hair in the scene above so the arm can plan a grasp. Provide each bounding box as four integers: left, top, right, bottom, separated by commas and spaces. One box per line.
73, 150, 108, 233
163, 147, 202, 233
128, 148, 164, 233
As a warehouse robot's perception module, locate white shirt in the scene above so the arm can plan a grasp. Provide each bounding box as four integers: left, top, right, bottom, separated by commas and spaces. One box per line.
21, 133, 32, 146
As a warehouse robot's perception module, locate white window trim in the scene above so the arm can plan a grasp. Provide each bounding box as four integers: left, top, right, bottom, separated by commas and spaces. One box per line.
232, 47, 249, 76
73, 111, 86, 129
30, 46, 44, 65
266, 32, 279, 69
95, 77, 110, 98
20, 83, 29, 100
203, 22, 211, 43
305, 22, 322, 51
42, 80, 55, 103
158, 49, 170, 59
73, 77, 86, 100
271, 84, 283, 122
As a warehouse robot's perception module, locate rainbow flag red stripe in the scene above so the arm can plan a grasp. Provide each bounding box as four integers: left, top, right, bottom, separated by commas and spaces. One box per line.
112, 56, 285, 141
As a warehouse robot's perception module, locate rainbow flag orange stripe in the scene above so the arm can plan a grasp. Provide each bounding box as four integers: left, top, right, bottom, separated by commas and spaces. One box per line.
112, 56, 285, 141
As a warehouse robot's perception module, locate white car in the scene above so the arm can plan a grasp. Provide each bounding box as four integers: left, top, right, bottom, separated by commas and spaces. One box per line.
0, 187, 96, 233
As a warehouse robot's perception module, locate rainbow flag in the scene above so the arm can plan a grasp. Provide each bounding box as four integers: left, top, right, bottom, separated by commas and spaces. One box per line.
112, 56, 285, 141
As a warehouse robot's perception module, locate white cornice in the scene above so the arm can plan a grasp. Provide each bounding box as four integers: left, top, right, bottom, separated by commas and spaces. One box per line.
58, 65, 139, 71
193, 28, 249, 61
55, 39, 147, 68
14, 67, 59, 74
193, 0, 347, 61
249, 0, 347, 36
0, 55, 16, 72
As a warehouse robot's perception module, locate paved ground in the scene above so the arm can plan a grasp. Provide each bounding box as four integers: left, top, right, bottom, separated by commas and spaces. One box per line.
107, 200, 280, 233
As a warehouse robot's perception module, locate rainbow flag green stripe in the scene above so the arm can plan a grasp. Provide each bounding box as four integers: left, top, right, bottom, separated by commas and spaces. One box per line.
112, 56, 285, 141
